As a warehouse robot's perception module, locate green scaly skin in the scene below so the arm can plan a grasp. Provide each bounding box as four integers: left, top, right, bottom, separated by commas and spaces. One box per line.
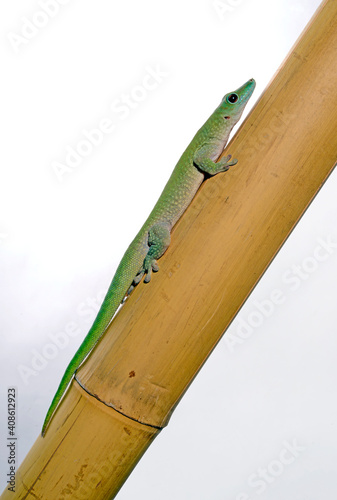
42, 79, 255, 436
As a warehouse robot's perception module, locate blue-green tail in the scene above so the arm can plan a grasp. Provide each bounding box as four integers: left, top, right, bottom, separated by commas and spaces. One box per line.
42, 240, 147, 436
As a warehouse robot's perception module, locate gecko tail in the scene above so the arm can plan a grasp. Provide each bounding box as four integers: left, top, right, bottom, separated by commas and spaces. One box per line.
41, 296, 121, 436
41, 234, 148, 436
41, 368, 75, 437
41, 282, 126, 436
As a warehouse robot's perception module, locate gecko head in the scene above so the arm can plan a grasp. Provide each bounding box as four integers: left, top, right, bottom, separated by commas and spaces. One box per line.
220, 78, 256, 123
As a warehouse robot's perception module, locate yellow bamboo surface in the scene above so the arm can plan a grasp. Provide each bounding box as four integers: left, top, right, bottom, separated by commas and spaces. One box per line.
3, 0, 337, 498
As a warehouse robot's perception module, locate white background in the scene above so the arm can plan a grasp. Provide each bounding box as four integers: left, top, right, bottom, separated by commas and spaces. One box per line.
1, 0, 337, 498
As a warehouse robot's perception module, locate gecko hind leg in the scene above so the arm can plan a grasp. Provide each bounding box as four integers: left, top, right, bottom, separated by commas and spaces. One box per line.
143, 222, 171, 283
127, 223, 171, 294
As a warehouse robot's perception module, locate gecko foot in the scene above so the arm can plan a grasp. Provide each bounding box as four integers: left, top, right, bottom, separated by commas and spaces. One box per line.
140, 256, 159, 284
217, 154, 238, 172
126, 258, 159, 296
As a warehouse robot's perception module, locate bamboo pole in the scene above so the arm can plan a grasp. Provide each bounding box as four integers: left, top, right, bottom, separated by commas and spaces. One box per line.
3, 0, 337, 497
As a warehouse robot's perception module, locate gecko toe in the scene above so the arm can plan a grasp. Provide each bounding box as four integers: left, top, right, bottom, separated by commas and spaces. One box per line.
133, 271, 144, 285
144, 267, 152, 283
151, 260, 159, 272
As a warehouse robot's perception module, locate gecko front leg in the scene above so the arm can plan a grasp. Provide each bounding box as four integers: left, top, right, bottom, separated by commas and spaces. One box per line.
194, 144, 237, 175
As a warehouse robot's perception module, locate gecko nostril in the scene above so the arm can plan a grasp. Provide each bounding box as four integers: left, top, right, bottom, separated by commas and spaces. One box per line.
224, 116, 230, 120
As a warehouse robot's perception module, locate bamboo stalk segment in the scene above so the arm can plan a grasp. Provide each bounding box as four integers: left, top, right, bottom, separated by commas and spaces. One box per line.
3, 0, 337, 498
15, 385, 158, 499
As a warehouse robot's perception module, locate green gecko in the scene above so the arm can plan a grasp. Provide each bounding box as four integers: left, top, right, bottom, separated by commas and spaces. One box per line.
42, 78, 255, 436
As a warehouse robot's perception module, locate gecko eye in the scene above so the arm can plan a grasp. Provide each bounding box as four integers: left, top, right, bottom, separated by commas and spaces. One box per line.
226, 93, 238, 104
